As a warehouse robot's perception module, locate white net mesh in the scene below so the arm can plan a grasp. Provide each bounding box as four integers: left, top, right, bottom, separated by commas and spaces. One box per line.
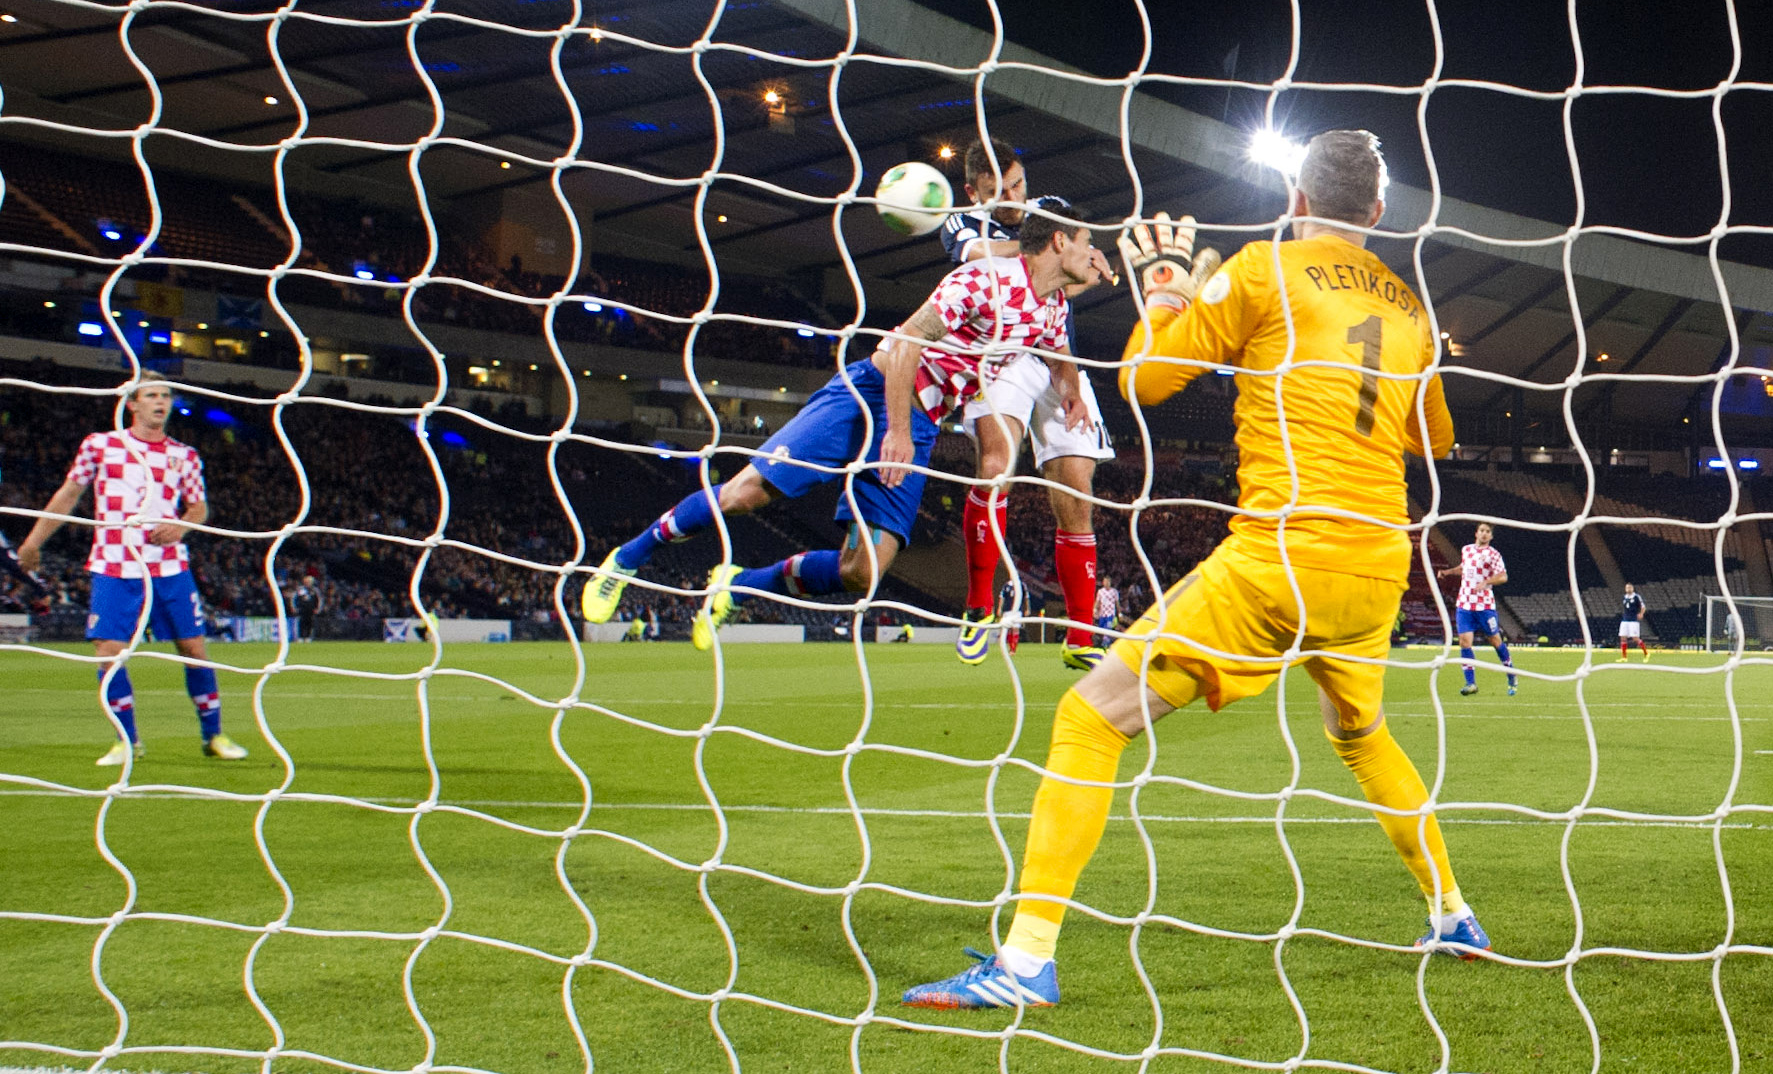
2, 0, 1771, 1072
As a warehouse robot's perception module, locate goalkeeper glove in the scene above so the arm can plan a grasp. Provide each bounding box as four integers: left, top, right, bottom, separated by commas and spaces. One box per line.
1117, 211, 1221, 312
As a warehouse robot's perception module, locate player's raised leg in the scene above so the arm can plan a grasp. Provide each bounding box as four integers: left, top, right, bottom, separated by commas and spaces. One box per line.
582, 483, 724, 623
701, 522, 904, 648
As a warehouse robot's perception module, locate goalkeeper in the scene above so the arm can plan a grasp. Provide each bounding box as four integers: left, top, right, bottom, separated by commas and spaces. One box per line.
905, 130, 1484, 1010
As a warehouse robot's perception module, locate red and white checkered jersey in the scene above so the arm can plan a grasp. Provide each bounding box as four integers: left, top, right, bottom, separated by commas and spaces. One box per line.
911, 255, 1069, 422
1455, 542, 1506, 610
67, 429, 206, 579
1094, 586, 1119, 620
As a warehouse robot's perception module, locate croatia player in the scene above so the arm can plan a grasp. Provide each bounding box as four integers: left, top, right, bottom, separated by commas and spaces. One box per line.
941, 138, 1117, 671
1619, 583, 1649, 662
1092, 574, 1119, 646
906, 131, 1484, 1010
17, 376, 248, 765
582, 212, 1100, 646
1436, 521, 1517, 696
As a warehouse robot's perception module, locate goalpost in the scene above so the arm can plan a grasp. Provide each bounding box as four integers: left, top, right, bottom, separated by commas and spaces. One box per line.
1705, 595, 1773, 653
3, 0, 1772, 1072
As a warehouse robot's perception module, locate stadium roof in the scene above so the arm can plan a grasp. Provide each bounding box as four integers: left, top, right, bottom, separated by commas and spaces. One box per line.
2, 0, 1770, 434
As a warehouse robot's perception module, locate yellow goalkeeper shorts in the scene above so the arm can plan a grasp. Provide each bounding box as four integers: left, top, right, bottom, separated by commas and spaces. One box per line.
1111, 543, 1405, 731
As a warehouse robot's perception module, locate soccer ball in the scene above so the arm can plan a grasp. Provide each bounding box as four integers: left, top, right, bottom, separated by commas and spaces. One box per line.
875, 161, 953, 236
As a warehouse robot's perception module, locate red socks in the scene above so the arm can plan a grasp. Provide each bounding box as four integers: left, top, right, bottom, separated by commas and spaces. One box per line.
1054, 530, 1098, 647
964, 490, 1007, 611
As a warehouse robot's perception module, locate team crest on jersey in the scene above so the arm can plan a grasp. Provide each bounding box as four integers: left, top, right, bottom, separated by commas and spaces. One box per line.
1201, 271, 1231, 305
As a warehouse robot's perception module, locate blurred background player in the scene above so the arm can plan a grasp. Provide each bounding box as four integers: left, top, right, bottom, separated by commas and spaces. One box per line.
17, 376, 248, 765
1619, 583, 1649, 662
1437, 522, 1516, 696
941, 138, 1118, 671
994, 574, 1021, 654
1093, 574, 1119, 647
583, 213, 1099, 648
905, 130, 1484, 1010
290, 574, 321, 643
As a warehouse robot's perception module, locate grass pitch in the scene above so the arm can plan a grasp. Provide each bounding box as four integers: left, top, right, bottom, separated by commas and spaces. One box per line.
3, 640, 1773, 1074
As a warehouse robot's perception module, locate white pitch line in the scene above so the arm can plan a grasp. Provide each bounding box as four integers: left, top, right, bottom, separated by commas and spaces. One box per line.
0, 790, 1762, 830
10, 687, 1773, 721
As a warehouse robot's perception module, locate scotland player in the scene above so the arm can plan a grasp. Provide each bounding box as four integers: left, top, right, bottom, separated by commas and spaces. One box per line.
1619, 583, 1649, 662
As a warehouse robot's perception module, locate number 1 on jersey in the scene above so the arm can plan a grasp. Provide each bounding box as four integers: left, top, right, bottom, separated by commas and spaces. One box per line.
1348, 315, 1383, 437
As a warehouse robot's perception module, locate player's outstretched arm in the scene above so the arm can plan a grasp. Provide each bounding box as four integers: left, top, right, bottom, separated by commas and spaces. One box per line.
1117, 221, 1236, 408
17, 478, 86, 573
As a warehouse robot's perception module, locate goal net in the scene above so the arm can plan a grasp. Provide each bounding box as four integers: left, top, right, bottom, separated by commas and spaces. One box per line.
1706, 595, 1773, 653
2, 0, 1770, 1072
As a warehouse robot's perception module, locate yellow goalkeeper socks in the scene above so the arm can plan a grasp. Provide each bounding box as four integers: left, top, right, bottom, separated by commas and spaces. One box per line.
1005, 689, 1131, 962
1328, 720, 1465, 918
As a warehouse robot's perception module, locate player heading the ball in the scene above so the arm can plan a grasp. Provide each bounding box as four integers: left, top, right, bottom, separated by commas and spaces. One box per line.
18, 375, 248, 766
942, 137, 1119, 672
905, 130, 1486, 1011
581, 212, 1102, 648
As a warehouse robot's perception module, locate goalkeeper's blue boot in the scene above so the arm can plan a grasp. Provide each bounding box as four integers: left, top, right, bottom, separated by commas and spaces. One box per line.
1415, 913, 1491, 961
956, 609, 995, 666
902, 947, 1059, 1010
692, 565, 741, 651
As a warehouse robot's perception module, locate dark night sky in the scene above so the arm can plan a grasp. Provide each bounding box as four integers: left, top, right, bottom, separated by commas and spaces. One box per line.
919, 0, 1773, 259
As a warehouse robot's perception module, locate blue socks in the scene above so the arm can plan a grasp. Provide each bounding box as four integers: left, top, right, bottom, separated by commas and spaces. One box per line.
98, 664, 224, 743
1460, 646, 1476, 686
100, 666, 138, 743
616, 484, 724, 570
615, 487, 850, 611
1496, 641, 1515, 684
187, 665, 223, 740
732, 550, 845, 605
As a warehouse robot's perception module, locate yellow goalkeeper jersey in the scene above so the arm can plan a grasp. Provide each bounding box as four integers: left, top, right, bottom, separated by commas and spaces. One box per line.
1120, 232, 1453, 583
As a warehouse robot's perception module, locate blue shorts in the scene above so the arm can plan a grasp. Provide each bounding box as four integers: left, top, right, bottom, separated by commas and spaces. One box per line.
752, 359, 939, 544
1456, 607, 1501, 638
87, 571, 206, 642
1095, 615, 1115, 630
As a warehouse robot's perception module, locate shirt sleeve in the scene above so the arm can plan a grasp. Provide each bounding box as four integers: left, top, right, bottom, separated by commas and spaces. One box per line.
929, 264, 986, 334
1119, 244, 1263, 407
1490, 548, 1506, 575
1045, 299, 1071, 354
66, 434, 101, 487
1402, 374, 1456, 458
941, 212, 983, 264
181, 450, 207, 506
